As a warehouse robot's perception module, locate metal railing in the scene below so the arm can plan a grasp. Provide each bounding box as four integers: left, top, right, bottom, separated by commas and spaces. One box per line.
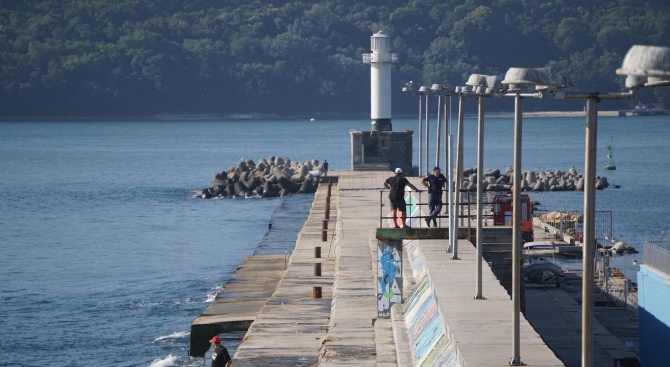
643, 241, 670, 277
532, 209, 612, 245
377, 189, 497, 228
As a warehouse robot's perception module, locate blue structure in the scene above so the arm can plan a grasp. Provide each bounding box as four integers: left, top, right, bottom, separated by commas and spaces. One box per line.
637, 243, 670, 367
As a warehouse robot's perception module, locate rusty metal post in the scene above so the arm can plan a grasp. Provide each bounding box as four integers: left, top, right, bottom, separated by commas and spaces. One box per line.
312, 287, 322, 298
322, 220, 328, 230
314, 246, 321, 258
314, 262, 322, 276
321, 230, 327, 241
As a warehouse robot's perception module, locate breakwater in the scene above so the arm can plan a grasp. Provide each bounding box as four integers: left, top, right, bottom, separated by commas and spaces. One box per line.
200, 156, 326, 198
460, 166, 614, 192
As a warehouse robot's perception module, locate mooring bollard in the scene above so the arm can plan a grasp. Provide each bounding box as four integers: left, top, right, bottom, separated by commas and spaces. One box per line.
314, 262, 321, 276
313, 286, 322, 298
314, 246, 321, 258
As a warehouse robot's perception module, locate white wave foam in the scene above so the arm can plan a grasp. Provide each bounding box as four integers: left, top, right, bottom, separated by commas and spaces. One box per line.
154, 331, 190, 342
177, 297, 199, 305
206, 285, 222, 302
133, 301, 161, 308
133, 297, 200, 308
205, 292, 217, 303
149, 354, 178, 367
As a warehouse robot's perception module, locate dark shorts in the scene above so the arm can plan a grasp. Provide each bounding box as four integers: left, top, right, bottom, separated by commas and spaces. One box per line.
389, 196, 407, 212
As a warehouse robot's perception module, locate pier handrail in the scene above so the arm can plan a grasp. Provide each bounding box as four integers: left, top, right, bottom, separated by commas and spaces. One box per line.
377, 188, 496, 228
643, 241, 670, 277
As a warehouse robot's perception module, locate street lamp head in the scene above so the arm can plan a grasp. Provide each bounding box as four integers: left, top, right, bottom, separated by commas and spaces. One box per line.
466, 74, 487, 88
466, 74, 505, 95
616, 45, 670, 88
418, 85, 431, 94
502, 67, 537, 91
485, 75, 504, 94
502, 67, 572, 92
455, 85, 472, 94
430, 83, 452, 95
430, 84, 451, 96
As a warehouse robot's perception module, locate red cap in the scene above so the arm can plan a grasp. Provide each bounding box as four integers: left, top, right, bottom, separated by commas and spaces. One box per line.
209, 336, 221, 343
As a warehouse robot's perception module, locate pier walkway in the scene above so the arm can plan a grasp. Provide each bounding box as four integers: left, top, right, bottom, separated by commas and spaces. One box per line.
201, 170, 638, 366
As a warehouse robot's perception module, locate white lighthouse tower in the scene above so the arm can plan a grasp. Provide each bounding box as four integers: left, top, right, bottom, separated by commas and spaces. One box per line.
363, 31, 398, 132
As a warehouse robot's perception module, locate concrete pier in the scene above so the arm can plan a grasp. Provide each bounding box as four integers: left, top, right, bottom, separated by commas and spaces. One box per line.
202, 170, 638, 366
190, 254, 286, 357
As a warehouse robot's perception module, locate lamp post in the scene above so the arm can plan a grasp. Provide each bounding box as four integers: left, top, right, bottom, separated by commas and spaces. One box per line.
449, 85, 470, 259
446, 93, 453, 253
501, 66, 565, 366
420, 86, 431, 175
402, 83, 429, 175
464, 74, 504, 300
431, 84, 451, 169
547, 44, 670, 367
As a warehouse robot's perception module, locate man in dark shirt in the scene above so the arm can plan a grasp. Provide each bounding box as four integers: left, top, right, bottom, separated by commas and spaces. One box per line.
383, 167, 419, 228
421, 166, 448, 227
209, 335, 232, 367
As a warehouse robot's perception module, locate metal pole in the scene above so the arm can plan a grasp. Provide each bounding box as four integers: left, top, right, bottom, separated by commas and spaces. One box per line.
418, 95, 423, 175
452, 94, 465, 259
582, 96, 598, 367
425, 94, 430, 176
511, 94, 523, 366
475, 95, 484, 299
435, 95, 442, 168
447, 96, 454, 253
444, 95, 449, 175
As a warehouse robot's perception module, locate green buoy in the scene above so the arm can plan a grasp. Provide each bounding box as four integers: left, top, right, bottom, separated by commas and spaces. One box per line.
604, 137, 616, 170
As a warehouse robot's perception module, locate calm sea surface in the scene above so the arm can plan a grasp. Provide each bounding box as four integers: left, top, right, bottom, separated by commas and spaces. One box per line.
1, 116, 668, 366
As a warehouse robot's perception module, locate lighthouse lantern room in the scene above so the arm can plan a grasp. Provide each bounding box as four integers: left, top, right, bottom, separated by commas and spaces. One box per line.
363, 31, 398, 132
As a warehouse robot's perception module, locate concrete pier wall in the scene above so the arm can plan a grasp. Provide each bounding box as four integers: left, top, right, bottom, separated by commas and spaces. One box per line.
638, 265, 670, 367
193, 171, 640, 366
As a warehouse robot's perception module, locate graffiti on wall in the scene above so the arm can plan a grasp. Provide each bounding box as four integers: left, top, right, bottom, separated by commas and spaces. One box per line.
377, 240, 402, 318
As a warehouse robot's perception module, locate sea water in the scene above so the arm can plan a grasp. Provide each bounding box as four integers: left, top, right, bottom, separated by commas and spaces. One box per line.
1, 116, 668, 366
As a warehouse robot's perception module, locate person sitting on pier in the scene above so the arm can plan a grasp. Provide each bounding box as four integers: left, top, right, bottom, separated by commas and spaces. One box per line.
383, 167, 419, 228
421, 166, 447, 227
209, 335, 232, 367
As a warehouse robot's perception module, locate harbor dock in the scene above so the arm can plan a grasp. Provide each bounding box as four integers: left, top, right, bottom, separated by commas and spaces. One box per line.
191, 170, 639, 366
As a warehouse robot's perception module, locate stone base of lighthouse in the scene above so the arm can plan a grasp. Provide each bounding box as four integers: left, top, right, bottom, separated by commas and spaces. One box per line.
349, 130, 414, 174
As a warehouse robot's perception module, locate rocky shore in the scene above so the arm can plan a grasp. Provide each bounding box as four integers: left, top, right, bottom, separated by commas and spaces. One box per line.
200, 156, 326, 198
461, 166, 615, 192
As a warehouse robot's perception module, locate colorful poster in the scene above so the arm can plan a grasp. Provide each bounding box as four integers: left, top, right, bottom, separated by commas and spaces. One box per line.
377, 240, 402, 318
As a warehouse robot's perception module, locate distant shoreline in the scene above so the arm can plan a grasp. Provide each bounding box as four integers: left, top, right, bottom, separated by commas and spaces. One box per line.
0, 110, 626, 122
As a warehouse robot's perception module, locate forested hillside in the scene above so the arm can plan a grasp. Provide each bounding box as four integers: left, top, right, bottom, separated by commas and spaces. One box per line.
1, 0, 669, 117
